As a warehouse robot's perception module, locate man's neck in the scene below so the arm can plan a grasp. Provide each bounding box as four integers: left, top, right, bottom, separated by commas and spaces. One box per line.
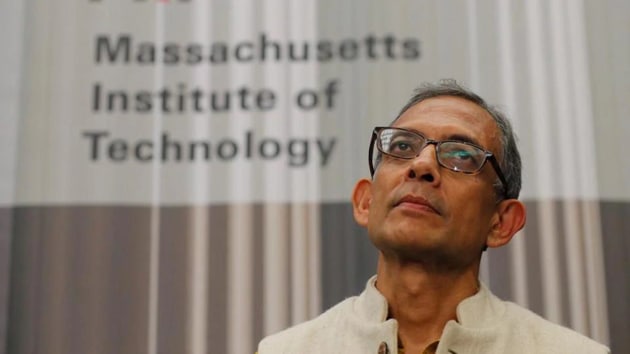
375, 254, 480, 353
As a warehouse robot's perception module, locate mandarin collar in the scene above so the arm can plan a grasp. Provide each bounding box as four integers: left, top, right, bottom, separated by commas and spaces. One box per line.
357, 275, 505, 328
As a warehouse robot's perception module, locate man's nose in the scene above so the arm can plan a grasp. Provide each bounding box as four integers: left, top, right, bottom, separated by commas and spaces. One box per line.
405, 143, 442, 184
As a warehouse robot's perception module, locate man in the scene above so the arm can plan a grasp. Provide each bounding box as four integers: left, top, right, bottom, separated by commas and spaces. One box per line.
257, 80, 609, 353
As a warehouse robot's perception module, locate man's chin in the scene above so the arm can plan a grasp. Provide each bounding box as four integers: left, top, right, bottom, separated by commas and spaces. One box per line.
377, 239, 445, 261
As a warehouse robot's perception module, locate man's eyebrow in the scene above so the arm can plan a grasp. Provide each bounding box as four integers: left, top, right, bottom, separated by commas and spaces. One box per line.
445, 134, 482, 146
397, 127, 484, 147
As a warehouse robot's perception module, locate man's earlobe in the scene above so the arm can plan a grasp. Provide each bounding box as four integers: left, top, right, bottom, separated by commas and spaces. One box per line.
486, 199, 527, 248
352, 179, 372, 227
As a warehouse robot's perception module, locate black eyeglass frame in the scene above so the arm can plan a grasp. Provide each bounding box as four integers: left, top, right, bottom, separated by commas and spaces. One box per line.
368, 126, 510, 198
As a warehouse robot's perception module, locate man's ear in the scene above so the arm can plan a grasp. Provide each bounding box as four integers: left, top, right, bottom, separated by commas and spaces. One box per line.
352, 178, 372, 227
486, 199, 527, 248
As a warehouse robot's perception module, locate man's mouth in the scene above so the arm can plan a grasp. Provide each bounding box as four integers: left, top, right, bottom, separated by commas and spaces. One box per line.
395, 195, 440, 215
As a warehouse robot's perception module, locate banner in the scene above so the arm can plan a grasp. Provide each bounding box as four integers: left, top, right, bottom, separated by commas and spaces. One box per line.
10, 0, 446, 205
2, 1, 629, 354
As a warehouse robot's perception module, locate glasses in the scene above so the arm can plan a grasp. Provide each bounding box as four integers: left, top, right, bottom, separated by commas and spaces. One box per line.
368, 127, 509, 197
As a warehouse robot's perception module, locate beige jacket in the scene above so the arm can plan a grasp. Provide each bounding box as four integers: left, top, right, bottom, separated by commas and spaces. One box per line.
258, 276, 609, 354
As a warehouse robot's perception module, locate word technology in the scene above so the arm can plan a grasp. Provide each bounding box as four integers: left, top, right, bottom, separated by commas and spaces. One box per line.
82, 130, 337, 167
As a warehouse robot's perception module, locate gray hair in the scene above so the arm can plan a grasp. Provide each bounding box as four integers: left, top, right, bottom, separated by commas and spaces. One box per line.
388, 79, 522, 199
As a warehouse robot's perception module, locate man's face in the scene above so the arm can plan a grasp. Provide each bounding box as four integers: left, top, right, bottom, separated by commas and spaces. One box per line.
365, 96, 502, 268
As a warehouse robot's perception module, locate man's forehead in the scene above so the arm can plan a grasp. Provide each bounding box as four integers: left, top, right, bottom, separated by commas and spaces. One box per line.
396, 96, 492, 123
393, 96, 499, 147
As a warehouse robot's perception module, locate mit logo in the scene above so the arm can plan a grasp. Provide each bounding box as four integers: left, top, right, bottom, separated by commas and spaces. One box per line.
90, 0, 191, 3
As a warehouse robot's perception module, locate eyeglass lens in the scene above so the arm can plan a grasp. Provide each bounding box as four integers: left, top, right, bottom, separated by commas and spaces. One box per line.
377, 128, 488, 173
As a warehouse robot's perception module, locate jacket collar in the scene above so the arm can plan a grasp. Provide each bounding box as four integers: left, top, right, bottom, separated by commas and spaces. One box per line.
356, 275, 506, 328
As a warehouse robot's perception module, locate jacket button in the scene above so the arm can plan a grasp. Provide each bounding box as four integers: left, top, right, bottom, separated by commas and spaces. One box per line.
377, 341, 389, 354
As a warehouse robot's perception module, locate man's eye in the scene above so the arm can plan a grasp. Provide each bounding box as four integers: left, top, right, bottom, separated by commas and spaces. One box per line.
442, 148, 481, 169
449, 150, 473, 160
390, 141, 412, 153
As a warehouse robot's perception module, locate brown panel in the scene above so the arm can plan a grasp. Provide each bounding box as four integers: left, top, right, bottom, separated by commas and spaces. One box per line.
0, 208, 12, 354
319, 202, 377, 310
157, 207, 190, 354
206, 205, 228, 353
522, 201, 544, 316
7, 207, 151, 354
554, 200, 572, 328
252, 204, 264, 346
5, 201, 627, 353
486, 237, 513, 300
600, 201, 630, 353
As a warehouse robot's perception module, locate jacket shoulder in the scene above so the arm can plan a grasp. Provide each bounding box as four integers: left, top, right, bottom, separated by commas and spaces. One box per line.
503, 302, 609, 354
257, 296, 356, 354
